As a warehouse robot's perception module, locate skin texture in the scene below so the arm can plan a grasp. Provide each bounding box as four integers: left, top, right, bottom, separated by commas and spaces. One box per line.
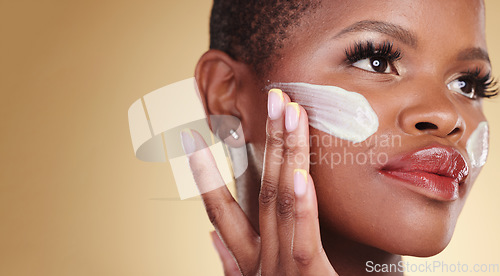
192, 0, 490, 275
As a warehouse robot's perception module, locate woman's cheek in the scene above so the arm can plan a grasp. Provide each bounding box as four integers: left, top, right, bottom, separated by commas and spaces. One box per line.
269, 82, 379, 143
466, 121, 489, 168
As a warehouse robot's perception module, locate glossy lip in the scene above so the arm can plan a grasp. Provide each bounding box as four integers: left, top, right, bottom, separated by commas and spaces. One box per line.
379, 145, 469, 201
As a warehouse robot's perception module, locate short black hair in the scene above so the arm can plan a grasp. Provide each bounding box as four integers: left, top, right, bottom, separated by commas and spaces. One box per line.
209, 0, 320, 74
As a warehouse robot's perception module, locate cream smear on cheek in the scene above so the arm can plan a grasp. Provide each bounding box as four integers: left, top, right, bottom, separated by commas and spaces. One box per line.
466, 121, 489, 168
272, 82, 379, 143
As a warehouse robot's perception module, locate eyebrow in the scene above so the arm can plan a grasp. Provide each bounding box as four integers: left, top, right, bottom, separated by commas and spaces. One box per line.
334, 20, 418, 47
457, 47, 490, 63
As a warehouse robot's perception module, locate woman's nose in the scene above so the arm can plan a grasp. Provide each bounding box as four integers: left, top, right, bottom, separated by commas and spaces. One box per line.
397, 82, 465, 143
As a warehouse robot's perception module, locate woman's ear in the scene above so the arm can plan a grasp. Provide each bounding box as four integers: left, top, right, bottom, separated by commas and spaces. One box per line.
195, 49, 251, 145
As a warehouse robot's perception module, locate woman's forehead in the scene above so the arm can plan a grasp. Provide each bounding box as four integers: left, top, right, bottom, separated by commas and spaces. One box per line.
302, 0, 486, 44
273, 0, 489, 71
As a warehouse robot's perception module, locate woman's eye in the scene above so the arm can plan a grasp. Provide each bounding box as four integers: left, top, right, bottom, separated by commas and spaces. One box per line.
352, 57, 391, 73
447, 78, 475, 98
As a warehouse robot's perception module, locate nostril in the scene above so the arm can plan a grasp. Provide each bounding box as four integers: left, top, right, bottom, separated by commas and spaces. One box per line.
415, 122, 438, 130
448, 127, 460, 136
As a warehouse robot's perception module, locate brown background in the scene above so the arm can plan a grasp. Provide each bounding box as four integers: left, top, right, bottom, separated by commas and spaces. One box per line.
1, 1, 499, 275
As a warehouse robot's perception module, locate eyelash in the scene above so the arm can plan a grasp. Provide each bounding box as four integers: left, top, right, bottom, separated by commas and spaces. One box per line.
345, 41, 401, 66
344, 41, 498, 99
456, 68, 498, 99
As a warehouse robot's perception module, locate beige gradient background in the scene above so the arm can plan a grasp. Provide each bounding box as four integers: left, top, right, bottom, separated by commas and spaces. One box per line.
0, 1, 499, 275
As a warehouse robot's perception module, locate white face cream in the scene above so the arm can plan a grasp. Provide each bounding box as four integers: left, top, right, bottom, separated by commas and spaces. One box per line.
271, 82, 379, 143
466, 121, 489, 168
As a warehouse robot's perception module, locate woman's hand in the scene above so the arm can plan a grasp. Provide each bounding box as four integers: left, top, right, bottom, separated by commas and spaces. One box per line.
180, 89, 338, 275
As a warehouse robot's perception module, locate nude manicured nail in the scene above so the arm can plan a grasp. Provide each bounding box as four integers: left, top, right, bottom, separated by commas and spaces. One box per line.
180, 128, 196, 154
294, 169, 308, 196
285, 102, 300, 132
267, 88, 284, 120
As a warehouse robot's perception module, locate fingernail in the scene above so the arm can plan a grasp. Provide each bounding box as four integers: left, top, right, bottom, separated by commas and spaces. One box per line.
294, 169, 308, 196
268, 88, 284, 120
285, 102, 300, 132
180, 128, 196, 154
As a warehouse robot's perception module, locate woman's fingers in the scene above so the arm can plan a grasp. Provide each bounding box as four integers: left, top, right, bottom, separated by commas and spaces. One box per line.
181, 129, 260, 274
183, 91, 336, 275
260, 89, 315, 274
210, 231, 242, 276
259, 88, 289, 273
277, 103, 310, 272
292, 171, 338, 276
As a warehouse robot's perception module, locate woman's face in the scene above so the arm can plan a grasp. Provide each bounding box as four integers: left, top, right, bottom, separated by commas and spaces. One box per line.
247, 0, 490, 256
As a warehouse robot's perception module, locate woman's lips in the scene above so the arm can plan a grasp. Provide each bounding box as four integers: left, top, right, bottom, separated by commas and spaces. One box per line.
380, 145, 469, 201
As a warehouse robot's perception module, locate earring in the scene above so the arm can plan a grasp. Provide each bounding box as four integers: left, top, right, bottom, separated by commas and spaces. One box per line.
229, 129, 239, 140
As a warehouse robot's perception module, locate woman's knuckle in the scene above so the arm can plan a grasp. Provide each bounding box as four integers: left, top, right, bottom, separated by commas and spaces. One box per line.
283, 147, 299, 159
259, 183, 278, 205
277, 191, 295, 218
266, 129, 285, 147
293, 249, 314, 266
190, 165, 207, 180
205, 202, 225, 225
294, 207, 311, 220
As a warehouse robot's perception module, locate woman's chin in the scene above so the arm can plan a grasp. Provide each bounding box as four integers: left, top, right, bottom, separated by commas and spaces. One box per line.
381, 227, 454, 257
321, 205, 459, 258
372, 219, 456, 257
